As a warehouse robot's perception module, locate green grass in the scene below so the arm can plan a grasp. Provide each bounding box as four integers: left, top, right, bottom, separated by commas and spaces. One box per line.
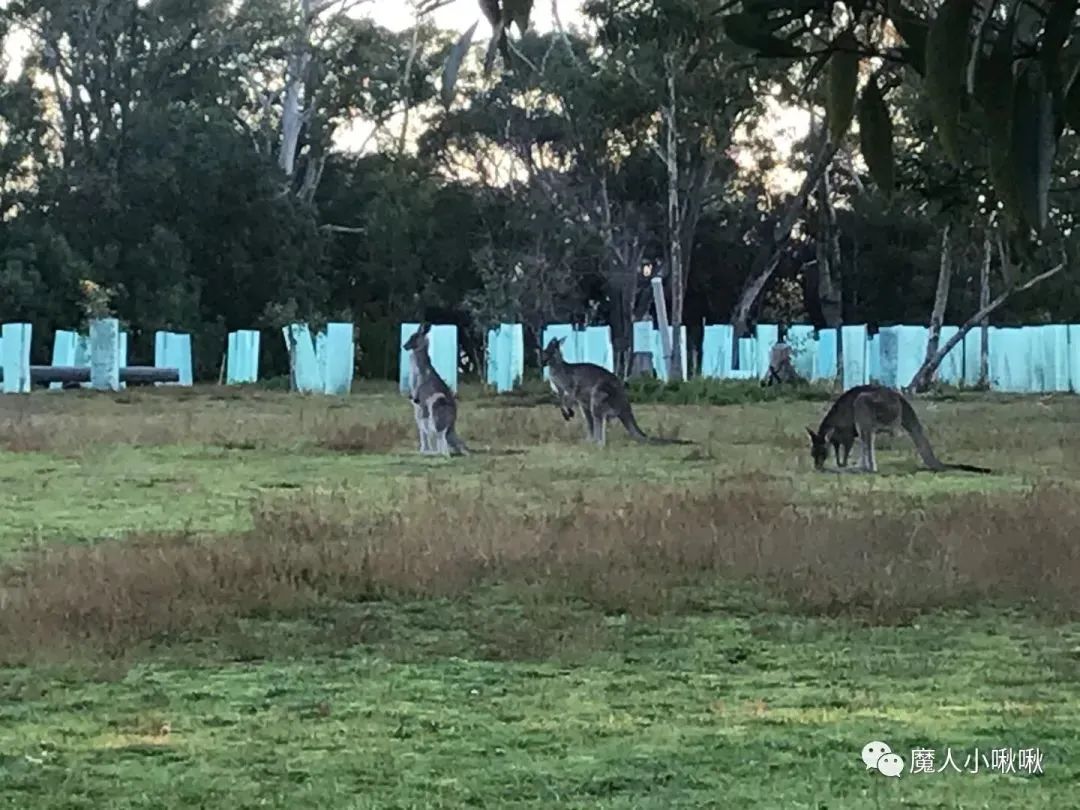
3, 608, 1077, 808
1, 382, 1079, 807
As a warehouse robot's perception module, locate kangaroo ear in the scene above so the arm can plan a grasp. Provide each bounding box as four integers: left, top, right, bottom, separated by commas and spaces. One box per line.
420, 322, 432, 334
805, 426, 817, 440
557, 336, 567, 347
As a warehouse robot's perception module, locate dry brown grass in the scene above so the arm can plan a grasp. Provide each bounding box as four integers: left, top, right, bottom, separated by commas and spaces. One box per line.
1, 481, 1078, 665
0, 387, 417, 454
314, 418, 411, 453
0, 385, 582, 455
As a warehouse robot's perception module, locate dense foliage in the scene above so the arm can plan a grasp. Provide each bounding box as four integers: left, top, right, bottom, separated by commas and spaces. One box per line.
0, 0, 1075, 379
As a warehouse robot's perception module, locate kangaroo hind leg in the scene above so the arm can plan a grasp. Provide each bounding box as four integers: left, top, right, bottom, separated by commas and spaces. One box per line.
590, 391, 614, 447
581, 405, 596, 443
413, 402, 432, 454
429, 395, 456, 458
853, 396, 878, 473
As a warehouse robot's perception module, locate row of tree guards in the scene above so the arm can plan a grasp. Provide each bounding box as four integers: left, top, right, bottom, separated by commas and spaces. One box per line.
5, 314, 1080, 397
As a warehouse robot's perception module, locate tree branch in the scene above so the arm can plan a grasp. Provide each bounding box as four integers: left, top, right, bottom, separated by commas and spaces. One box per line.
321, 224, 367, 234
904, 261, 1065, 393
551, 0, 584, 71
730, 132, 842, 335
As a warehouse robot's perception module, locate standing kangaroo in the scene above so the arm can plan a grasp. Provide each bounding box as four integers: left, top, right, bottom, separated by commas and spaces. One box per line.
806, 384, 991, 474
403, 323, 469, 457
761, 341, 806, 387
540, 337, 692, 447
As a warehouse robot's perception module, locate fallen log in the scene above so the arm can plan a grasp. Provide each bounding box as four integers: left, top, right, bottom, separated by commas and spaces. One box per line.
0, 366, 181, 386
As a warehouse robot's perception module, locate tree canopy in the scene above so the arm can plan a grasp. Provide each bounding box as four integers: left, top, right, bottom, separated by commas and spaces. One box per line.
0, 0, 1075, 379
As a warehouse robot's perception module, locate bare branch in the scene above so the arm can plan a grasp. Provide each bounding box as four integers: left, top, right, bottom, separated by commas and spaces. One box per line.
321, 224, 367, 234
507, 37, 540, 74
909, 224, 953, 392
905, 261, 1066, 392
309, 0, 370, 21
310, 0, 370, 49
551, 0, 584, 71
966, 0, 995, 96
416, 0, 457, 15
395, 15, 424, 155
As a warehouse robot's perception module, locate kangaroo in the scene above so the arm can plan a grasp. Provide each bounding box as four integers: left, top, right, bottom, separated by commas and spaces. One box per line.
403, 323, 469, 457
805, 384, 991, 474
540, 337, 693, 447
761, 341, 806, 387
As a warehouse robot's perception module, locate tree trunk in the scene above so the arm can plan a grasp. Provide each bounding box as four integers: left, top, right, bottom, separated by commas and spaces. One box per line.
607, 274, 634, 378
587, 180, 650, 378
608, 224, 645, 378
285, 328, 298, 392
978, 227, 991, 388
908, 225, 952, 392
279, 56, 310, 178
663, 60, 686, 381
730, 135, 841, 346
651, 275, 675, 379
815, 165, 844, 387
815, 163, 843, 316
904, 262, 1064, 391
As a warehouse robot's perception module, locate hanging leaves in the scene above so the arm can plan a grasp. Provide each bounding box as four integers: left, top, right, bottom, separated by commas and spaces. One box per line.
705, 0, 1072, 249
742, 0, 822, 13
1010, 59, 1056, 232
478, 0, 500, 27
720, 13, 805, 57
476, 0, 517, 75
973, 7, 1015, 145
923, 0, 975, 165
441, 21, 478, 107
885, 0, 929, 76
503, 0, 532, 37
973, 2, 1020, 229
826, 30, 860, 143
857, 78, 894, 195
1066, 62, 1080, 132
1039, 0, 1077, 83
988, 141, 1023, 232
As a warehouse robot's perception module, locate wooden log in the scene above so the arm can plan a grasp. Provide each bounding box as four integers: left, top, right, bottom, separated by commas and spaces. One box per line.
0, 366, 180, 385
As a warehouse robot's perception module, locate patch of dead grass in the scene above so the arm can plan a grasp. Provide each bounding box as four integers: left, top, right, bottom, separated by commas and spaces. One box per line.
314, 418, 411, 453
1, 482, 1078, 665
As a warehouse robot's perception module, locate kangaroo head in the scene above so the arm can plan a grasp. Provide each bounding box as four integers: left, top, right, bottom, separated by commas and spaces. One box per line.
805, 427, 829, 470
403, 322, 432, 353
540, 337, 566, 367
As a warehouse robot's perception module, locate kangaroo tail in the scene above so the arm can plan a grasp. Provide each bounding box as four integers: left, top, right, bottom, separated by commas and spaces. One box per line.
447, 429, 470, 456
899, 397, 946, 470
619, 409, 694, 445
900, 398, 989, 473
619, 408, 651, 442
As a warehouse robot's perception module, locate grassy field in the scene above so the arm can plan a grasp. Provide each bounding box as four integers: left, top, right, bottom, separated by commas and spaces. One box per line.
1, 379, 1079, 808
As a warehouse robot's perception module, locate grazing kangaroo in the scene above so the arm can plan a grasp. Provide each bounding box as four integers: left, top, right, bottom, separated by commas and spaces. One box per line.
540, 337, 693, 447
806, 384, 991, 474
403, 323, 469, 457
